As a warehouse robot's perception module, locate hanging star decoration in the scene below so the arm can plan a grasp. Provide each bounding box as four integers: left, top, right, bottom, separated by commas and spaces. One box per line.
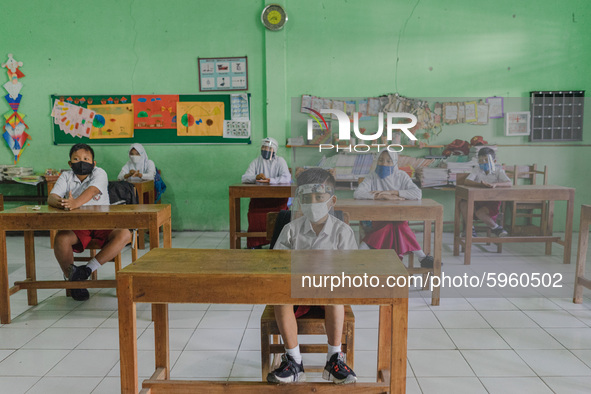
1, 53, 31, 163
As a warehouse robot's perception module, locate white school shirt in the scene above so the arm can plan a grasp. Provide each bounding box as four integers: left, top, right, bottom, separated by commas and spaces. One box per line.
273, 214, 358, 250
466, 166, 511, 184
51, 167, 110, 206
241, 156, 291, 184
354, 170, 422, 200
117, 158, 156, 182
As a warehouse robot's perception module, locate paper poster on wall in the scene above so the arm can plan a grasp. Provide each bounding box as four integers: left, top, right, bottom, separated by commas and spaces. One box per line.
88, 104, 134, 139
176, 101, 224, 136
198, 57, 248, 91
464, 101, 477, 123
51, 100, 95, 138
231, 93, 250, 120
223, 120, 250, 139
487, 97, 504, 118
474, 102, 489, 125
132, 94, 179, 129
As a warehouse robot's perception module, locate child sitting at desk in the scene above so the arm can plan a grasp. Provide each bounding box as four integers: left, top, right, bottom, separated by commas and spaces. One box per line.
269, 168, 358, 385
354, 150, 434, 268
242, 137, 291, 248
117, 143, 156, 183
48, 143, 131, 301
460, 147, 512, 237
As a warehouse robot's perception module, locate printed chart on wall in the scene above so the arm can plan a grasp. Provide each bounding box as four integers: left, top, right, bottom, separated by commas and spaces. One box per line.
51, 94, 251, 145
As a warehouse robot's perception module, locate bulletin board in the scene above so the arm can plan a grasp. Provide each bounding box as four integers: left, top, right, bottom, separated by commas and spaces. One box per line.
51, 93, 251, 145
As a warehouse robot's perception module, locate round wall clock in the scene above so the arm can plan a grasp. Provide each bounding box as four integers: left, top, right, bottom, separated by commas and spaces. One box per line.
261, 4, 288, 31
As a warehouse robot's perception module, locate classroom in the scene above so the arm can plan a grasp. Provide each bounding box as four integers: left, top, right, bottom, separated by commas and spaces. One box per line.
0, 0, 590, 393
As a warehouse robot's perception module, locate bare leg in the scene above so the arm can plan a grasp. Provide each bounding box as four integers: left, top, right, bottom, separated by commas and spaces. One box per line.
325, 305, 344, 347
94, 229, 131, 265
54, 230, 79, 275
274, 305, 298, 349
474, 207, 496, 228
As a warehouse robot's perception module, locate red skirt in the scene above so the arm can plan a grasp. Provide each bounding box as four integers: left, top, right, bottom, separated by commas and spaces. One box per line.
474, 201, 501, 220
363, 221, 421, 259
247, 198, 289, 248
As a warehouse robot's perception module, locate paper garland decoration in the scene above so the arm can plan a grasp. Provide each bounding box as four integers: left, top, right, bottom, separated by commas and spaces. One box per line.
51, 100, 96, 138
1, 53, 29, 163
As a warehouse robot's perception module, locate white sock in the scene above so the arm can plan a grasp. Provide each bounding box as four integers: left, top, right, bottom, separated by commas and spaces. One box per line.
286, 345, 302, 364
87, 258, 101, 273
412, 250, 426, 259
327, 344, 341, 361
359, 242, 370, 250
491, 224, 499, 230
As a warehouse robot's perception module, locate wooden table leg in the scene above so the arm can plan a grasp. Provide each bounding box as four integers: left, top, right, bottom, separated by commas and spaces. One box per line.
423, 221, 432, 255
377, 305, 392, 384
563, 193, 574, 264
546, 201, 555, 255
150, 218, 160, 250
432, 214, 443, 306
153, 304, 170, 379
229, 193, 241, 249
163, 220, 172, 249
24, 231, 38, 306
391, 299, 408, 394
118, 275, 138, 394
464, 197, 474, 265
573, 213, 589, 303
0, 230, 10, 324
453, 194, 461, 256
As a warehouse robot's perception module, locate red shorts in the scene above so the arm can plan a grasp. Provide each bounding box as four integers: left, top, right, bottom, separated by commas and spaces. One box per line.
474, 201, 501, 220
72, 230, 112, 253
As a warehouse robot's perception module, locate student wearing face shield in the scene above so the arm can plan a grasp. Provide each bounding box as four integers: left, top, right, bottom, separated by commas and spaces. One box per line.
354, 150, 434, 268
268, 168, 358, 385
241, 137, 292, 248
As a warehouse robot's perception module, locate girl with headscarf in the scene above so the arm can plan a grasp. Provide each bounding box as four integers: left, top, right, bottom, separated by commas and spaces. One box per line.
354, 150, 434, 268
242, 137, 292, 248
118, 143, 156, 182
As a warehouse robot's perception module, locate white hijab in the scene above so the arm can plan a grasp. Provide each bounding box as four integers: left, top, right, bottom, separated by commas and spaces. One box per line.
127, 143, 150, 172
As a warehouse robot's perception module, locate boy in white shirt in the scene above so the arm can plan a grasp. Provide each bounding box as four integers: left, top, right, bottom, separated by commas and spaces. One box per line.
268, 168, 358, 385
48, 143, 131, 301
460, 147, 512, 237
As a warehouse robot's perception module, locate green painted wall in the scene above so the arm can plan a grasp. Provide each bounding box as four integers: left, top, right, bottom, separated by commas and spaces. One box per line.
1, 0, 589, 231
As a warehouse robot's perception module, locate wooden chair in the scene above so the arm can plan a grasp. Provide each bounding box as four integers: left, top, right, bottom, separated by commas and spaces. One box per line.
456, 173, 502, 252
504, 164, 549, 236
261, 210, 355, 379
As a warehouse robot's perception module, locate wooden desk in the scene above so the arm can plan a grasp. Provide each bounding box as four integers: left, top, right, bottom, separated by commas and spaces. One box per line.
0, 204, 172, 324
229, 183, 292, 249
574, 205, 591, 303
130, 180, 155, 250
0, 179, 47, 205
454, 185, 575, 265
117, 248, 408, 393
47, 179, 156, 250
336, 198, 443, 306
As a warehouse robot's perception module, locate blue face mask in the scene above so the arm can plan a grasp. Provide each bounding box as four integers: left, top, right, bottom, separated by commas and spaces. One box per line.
375, 165, 395, 179
479, 163, 491, 172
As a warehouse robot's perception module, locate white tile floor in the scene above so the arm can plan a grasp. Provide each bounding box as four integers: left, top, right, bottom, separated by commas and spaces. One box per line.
1, 231, 591, 393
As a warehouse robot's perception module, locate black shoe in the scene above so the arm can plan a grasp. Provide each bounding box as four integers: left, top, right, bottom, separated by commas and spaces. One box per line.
491, 226, 508, 237
420, 255, 434, 268
323, 352, 357, 384
267, 353, 306, 383
68, 264, 92, 282
70, 288, 89, 301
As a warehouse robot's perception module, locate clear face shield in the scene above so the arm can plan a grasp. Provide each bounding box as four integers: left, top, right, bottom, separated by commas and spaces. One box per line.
479, 154, 496, 174
261, 140, 275, 160
295, 183, 335, 223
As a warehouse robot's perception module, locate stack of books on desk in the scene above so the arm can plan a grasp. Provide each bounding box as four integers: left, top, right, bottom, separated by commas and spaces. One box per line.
446, 159, 478, 185
416, 167, 449, 187
2, 166, 34, 180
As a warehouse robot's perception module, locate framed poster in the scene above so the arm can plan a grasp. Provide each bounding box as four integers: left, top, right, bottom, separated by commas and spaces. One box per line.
505, 111, 531, 136
198, 57, 248, 91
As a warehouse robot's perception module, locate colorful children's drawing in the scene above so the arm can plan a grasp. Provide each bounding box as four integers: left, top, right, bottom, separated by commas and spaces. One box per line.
176, 101, 224, 136
132, 94, 179, 129
88, 104, 134, 139
51, 100, 95, 138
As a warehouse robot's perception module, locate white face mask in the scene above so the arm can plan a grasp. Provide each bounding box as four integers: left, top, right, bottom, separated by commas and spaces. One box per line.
130, 155, 142, 164
300, 199, 331, 223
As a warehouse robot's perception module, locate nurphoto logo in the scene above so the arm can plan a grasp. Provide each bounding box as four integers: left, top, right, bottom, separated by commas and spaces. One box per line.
305, 107, 417, 153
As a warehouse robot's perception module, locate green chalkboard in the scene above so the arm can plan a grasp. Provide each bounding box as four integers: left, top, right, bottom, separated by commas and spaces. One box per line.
51, 93, 251, 145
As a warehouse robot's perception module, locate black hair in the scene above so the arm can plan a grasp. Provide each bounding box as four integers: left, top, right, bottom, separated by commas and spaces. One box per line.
69, 143, 94, 161
477, 147, 495, 159
296, 168, 336, 191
